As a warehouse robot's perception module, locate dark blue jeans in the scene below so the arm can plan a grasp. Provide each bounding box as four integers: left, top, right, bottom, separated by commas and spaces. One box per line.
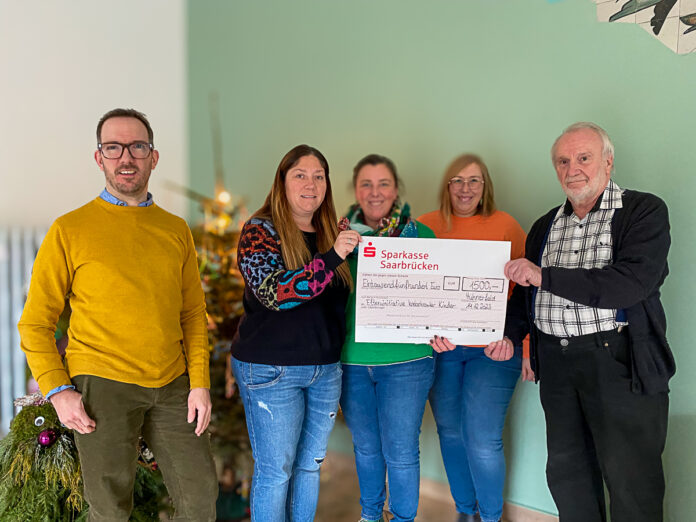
340, 357, 435, 522
429, 347, 521, 522
233, 359, 342, 522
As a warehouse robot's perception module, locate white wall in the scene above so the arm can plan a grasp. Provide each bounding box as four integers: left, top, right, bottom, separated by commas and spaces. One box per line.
0, 0, 188, 226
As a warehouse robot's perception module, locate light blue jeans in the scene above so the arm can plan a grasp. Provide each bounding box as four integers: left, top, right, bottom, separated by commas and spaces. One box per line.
232, 358, 342, 522
340, 357, 435, 522
429, 346, 521, 522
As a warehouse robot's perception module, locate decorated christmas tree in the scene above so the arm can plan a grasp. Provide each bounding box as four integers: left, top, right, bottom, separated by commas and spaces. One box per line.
195, 222, 250, 475
191, 189, 252, 521
179, 92, 253, 511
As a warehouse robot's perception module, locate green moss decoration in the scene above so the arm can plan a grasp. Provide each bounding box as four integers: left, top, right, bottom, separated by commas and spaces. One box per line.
0, 394, 170, 521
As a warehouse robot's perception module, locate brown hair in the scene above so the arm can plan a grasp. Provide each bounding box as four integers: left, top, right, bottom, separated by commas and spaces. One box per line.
253, 145, 352, 288
438, 154, 496, 230
97, 108, 154, 144
352, 154, 401, 189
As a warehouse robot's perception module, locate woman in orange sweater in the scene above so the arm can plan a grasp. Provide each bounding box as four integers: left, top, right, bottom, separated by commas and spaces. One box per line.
418, 154, 530, 522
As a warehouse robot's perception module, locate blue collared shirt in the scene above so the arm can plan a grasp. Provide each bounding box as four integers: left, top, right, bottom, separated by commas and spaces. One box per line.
99, 188, 154, 207
45, 189, 154, 401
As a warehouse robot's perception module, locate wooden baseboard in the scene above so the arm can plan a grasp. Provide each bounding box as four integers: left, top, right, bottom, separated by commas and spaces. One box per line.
419, 476, 558, 522
502, 502, 558, 522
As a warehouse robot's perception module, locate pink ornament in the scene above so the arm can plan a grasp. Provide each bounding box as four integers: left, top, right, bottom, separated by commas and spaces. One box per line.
37, 429, 58, 447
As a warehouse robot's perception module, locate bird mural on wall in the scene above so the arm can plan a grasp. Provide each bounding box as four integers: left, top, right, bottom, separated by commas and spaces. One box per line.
682, 12, 696, 33
608, 0, 678, 34
592, 0, 696, 53
651, 0, 679, 34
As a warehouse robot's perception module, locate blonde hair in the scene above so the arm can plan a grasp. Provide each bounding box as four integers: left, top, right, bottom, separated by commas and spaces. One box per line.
438, 154, 496, 231
253, 145, 352, 289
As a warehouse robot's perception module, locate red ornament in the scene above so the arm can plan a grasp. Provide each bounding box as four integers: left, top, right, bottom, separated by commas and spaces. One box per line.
37, 429, 58, 447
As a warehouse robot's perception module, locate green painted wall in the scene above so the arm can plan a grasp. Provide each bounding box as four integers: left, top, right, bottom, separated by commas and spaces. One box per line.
188, 1, 696, 518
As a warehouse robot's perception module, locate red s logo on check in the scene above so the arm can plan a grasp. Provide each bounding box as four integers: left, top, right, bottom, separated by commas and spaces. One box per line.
364, 242, 376, 257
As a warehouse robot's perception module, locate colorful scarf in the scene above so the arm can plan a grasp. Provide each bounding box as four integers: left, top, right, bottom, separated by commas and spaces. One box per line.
344, 199, 418, 238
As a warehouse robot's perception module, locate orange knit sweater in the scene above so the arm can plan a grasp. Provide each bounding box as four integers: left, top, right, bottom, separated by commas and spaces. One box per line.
417, 209, 529, 357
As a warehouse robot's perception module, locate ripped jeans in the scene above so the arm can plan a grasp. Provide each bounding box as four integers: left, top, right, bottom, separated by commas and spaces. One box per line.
232, 358, 342, 522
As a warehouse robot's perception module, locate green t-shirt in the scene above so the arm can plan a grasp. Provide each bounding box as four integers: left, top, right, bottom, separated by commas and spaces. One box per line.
341, 221, 436, 365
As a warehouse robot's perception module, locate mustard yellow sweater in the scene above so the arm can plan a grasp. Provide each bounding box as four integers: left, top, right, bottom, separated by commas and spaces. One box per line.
18, 197, 209, 395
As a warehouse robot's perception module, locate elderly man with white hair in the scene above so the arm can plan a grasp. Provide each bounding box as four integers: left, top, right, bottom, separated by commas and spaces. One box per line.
504, 122, 674, 522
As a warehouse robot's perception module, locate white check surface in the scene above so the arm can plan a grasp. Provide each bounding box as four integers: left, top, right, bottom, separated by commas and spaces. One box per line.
355, 236, 510, 345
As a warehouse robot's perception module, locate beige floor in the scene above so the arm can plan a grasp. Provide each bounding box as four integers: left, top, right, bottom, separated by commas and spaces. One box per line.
229, 451, 539, 521
315, 451, 460, 522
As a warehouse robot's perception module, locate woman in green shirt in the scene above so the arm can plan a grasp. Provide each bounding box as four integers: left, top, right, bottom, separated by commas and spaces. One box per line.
340, 154, 435, 522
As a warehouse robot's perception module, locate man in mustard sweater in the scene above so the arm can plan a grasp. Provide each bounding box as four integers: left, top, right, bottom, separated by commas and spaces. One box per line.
18, 108, 217, 521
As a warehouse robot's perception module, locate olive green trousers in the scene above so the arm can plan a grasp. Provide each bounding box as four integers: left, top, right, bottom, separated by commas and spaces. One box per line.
73, 374, 218, 522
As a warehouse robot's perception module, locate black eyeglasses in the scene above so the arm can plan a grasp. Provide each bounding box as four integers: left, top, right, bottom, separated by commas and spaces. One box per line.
98, 141, 153, 159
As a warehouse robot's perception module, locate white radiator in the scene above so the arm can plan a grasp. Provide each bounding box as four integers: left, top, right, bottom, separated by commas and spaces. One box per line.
0, 227, 47, 434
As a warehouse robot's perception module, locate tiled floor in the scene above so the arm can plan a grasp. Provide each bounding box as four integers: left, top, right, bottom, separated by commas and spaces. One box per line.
315, 451, 459, 522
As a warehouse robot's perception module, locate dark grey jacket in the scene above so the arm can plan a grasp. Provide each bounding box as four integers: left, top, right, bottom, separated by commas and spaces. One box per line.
505, 189, 675, 394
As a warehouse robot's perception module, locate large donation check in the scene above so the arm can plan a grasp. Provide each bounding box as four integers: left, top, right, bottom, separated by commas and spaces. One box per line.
355, 236, 510, 345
